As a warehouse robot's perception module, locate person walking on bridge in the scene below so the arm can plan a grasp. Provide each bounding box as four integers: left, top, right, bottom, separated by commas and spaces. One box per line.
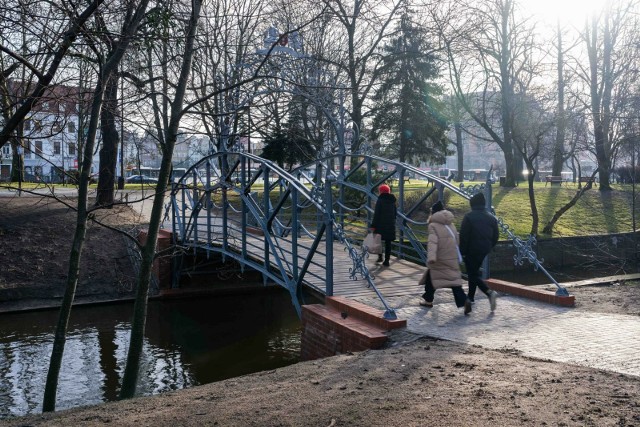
419, 200, 472, 314
370, 184, 397, 267
460, 192, 499, 312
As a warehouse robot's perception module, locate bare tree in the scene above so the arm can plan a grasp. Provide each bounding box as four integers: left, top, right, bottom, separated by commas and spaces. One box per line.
434, 0, 543, 187
511, 91, 555, 235
318, 0, 406, 153
42, 0, 151, 411
119, 0, 203, 398
0, 0, 105, 150
576, 0, 640, 190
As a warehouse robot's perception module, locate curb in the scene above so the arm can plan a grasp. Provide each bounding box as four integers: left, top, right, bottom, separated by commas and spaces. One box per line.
487, 278, 575, 307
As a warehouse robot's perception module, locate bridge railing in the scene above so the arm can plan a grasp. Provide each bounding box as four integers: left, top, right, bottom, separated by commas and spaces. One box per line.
292, 154, 566, 294
169, 152, 400, 316
168, 152, 566, 318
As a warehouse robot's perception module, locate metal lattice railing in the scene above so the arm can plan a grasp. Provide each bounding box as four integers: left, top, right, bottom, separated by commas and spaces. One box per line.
167, 152, 564, 317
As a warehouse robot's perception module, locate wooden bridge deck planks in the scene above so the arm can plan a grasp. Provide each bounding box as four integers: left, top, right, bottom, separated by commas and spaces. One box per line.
238, 233, 426, 301
179, 212, 426, 301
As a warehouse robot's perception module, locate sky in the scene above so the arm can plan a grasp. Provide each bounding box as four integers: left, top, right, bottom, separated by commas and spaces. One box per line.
522, 0, 609, 27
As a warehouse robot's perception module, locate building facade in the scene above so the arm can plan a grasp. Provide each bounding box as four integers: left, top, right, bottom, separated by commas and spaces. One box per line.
0, 83, 99, 182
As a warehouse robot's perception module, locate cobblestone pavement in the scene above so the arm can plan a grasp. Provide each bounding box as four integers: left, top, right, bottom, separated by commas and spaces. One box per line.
359, 292, 640, 378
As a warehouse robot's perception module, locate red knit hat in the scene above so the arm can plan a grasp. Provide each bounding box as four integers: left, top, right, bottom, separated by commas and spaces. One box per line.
378, 184, 391, 194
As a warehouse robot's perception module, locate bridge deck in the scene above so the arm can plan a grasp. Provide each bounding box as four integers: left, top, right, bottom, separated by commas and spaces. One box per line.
239, 233, 426, 300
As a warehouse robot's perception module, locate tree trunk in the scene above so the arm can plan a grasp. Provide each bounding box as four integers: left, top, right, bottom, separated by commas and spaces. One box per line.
587, 15, 613, 191
552, 21, 566, 176
120, 0, 201, 399
42, 0, 150, 411
43, 67, 108, 413
454, 122, 464, 182
42, 207, 89, 411
96, 75, 120, 206
542, 179, 594, 235
525, 160, 538, 236
499, 0, 516, 187
10, 138, 23, 182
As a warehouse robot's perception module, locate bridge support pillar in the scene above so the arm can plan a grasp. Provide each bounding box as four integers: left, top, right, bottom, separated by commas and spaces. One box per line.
137, 228, 174, 291
300, 296, 406, 361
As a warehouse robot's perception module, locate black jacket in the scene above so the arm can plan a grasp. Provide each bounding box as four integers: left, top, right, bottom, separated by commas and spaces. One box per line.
459, 205, 499, 260
371, 193, 397, 241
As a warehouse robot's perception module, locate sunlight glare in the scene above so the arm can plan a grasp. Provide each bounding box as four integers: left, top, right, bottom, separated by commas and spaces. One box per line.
522, 0, 608, 26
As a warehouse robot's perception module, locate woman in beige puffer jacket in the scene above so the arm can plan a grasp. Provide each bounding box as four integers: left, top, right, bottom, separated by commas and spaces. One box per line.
419, 201, 472, 314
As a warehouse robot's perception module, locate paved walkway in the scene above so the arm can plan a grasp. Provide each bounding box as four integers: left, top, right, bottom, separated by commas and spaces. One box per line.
357, 292, 640, 378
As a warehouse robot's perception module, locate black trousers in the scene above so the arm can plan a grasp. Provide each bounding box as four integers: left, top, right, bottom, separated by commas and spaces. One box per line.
421, 270, 467, 308
465, 255, 491, 300
377, 240, 392, 261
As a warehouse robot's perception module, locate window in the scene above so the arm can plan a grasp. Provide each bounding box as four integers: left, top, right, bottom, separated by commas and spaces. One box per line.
54, 141, 61, 155
68, 143, 76, 156
2, 145, 9, 155
24, 142, 31, 159
24, 119, 31, 131
35, 141, 43, 155
68, 121, 76, 133
34, 121, 42, 132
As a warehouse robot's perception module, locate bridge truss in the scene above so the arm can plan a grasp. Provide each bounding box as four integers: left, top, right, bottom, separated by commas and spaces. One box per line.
168, 152, 566, 318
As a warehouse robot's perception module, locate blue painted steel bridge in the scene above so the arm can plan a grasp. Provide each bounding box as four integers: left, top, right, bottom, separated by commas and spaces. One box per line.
167, 152, 566, 318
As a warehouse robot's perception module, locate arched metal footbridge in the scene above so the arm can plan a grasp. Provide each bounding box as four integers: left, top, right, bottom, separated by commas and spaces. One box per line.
167, 152, 566, 318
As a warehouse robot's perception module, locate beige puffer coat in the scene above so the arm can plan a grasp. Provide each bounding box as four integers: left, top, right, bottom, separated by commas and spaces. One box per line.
426, 210, 463, 289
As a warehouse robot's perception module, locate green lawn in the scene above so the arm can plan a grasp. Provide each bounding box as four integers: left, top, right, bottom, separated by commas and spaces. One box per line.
428, 181, 637, 238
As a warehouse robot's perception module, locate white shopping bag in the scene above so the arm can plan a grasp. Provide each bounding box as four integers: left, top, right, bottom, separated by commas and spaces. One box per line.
363, 232, 382, 254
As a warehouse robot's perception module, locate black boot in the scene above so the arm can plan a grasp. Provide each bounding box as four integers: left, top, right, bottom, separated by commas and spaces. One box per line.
376, 254, 383, 263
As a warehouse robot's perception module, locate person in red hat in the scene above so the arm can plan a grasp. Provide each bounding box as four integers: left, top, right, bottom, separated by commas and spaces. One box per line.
370, 184, 396, 266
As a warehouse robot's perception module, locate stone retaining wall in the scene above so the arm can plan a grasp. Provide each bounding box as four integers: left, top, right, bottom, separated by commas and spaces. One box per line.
489, 232, 639, 273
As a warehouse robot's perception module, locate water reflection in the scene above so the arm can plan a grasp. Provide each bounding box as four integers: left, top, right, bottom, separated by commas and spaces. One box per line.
0, 291, 302, 418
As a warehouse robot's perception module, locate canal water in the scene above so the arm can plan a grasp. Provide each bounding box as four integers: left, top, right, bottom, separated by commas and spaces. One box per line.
0, 290, 304, 419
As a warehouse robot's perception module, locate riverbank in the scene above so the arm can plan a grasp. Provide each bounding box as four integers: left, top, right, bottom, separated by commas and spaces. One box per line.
0, 193, 144, 312
3, 326, 639, 426
1, 194, 640, 426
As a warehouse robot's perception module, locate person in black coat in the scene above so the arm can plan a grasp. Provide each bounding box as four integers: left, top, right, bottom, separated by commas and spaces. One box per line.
370, 184, 397, 266
459, 192, 499, 312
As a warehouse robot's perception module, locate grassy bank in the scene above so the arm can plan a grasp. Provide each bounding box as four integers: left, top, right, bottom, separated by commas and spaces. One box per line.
430, 181, 637, 238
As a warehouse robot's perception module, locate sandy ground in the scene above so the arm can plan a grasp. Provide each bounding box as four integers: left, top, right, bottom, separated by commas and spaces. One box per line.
1, 194, 639, 426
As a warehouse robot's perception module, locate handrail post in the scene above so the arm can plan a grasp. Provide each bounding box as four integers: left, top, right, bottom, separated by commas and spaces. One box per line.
222, 159, 228, 254
325, 176, 334, 296
398, 167, 406, 258
482, 173, 493, 280
206, 161, 212, 247
292, 188, 299, 282
264, 165, 270, 271
241, 156, 247, 260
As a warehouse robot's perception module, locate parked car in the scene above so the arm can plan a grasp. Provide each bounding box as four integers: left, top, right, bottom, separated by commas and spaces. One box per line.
126, 175, 158, 184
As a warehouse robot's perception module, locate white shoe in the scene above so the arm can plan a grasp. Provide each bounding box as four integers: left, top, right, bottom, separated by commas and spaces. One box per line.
489, 291, 497, 312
